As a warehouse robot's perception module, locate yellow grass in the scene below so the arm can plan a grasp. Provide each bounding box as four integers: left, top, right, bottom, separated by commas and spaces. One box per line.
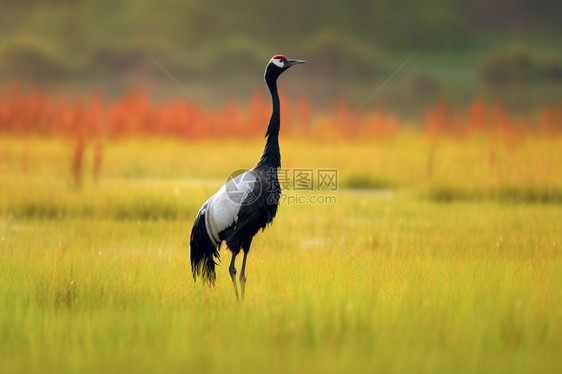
0, 134, 561, 373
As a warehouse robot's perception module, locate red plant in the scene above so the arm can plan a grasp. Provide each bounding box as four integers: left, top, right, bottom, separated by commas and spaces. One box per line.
0, 83, 559, 142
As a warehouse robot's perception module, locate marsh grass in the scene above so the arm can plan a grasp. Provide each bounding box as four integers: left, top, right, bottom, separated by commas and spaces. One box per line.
0, 135, 561, 373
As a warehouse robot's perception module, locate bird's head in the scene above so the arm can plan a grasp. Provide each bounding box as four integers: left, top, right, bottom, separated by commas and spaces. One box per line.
264, 55, 306, 83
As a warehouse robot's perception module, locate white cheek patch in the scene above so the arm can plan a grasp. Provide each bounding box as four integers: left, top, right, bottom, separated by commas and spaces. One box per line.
270, 58, 284, 68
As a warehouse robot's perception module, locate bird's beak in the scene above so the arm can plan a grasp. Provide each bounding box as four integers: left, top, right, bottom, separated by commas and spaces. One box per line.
285, 59, 307, 67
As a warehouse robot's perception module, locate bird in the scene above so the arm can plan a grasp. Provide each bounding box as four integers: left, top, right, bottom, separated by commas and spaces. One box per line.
190, 55, 306, 300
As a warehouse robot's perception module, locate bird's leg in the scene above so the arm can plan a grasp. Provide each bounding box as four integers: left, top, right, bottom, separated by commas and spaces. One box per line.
229, 252, 240, 301
239, 251, 248, 301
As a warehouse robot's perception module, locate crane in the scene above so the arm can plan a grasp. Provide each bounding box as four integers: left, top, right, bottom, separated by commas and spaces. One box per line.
190, 55, 306, 300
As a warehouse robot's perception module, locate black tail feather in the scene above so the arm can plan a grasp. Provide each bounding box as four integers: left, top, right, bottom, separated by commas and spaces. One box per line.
190, 211, 219, 284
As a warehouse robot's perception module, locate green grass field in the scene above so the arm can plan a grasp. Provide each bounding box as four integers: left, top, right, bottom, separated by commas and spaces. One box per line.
1, 135, 561, 373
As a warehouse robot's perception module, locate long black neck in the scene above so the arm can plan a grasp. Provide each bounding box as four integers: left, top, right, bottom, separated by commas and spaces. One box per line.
256, 76, 281, 169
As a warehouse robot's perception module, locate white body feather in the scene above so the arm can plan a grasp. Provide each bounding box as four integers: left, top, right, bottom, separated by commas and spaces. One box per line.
199, 171, 257, 245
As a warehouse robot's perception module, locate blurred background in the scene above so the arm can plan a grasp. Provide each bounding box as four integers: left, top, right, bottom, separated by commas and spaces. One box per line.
0, 0, 560, 114
2, 4, 562, 373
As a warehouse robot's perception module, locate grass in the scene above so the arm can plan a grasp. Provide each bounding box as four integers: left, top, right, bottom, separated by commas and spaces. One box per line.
0, 135, 561, 373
